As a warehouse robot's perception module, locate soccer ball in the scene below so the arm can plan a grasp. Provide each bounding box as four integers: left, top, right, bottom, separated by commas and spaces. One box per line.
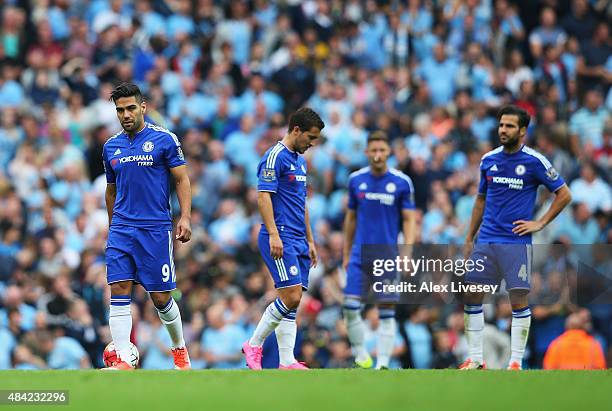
103, 341, 139, 368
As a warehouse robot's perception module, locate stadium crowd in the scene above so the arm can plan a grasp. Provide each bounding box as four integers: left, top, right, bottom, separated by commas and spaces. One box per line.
0, 0, 610, 370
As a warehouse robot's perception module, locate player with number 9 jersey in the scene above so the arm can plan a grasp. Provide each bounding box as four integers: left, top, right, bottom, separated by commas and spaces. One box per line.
102, 83, 192, 370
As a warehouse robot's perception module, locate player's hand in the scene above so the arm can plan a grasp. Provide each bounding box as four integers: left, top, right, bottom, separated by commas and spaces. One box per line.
270, 234, 284, 259
308, 241, 318, 268
342, 257, 349, 272
175, 217, 192, 243
463, 239, 474, 260
512, 220, 544, 236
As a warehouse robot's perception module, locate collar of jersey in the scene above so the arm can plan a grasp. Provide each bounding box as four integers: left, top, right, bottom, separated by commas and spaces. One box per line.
501, 144, 525, 156
279, 141, 295, 153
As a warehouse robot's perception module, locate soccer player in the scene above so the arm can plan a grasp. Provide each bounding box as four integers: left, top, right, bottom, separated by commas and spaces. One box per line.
342, 131, 417, 369
102, 83, 192, 370
460, 105, 572, 370
242, 108, 324, 370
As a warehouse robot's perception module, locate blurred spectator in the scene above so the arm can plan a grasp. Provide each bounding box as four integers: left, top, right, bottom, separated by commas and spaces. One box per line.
529, 7, 567, 60
201, 303, 246, 369
543, 310, 606, 369
576, 22, 611, 92
569, 162, 611, 213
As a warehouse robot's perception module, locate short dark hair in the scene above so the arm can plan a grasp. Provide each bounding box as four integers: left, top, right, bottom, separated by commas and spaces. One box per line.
288, 107, 324, 132
367, 130, 389, 145
110, 82, 143, 104
497, 105, 530, 129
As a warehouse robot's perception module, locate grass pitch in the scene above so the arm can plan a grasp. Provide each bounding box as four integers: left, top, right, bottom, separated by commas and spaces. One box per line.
0, 369, 610, 411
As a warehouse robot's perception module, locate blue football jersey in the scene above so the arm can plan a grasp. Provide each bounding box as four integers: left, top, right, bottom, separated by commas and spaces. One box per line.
478, 145, 565, 244
102, 123, 186, 230
257, 142, 308, 239
348, 167, 415, 255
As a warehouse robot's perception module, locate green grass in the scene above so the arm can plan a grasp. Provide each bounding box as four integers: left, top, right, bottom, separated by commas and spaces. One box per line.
0, 370, 610, 411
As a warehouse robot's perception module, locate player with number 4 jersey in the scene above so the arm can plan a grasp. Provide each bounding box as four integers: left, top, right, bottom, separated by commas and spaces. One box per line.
460, 105, 572, 371
102, 83, 192, 370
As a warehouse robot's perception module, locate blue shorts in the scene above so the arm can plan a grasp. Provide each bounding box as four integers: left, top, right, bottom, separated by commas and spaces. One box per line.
345, 246, 400, 303
258, 232, 310, 289
345, 258, 363, 298
465, 243, 532, 290
106, 225, 176, 292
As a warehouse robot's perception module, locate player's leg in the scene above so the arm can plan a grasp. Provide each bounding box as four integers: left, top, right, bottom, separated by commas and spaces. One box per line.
149, 291, 190, 369
276, 285, 306, 369
107, 281, 135, 369
243, 233, 303, 369
461, 290, 486, 369
105, 227, 137, 369
276, 245, 312, 368
343, 260, 372, 368
502, 244, 533, 370
136, 229, 190, 369
461, 244, 498, 369
508, 289, 530, 370
375, 303, 396, 369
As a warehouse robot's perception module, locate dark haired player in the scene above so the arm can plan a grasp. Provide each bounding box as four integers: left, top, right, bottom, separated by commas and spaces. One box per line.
242, 108, 324, 370
460, 105, 571, 370
102, 83, 192, 370
342, 131, 416, 369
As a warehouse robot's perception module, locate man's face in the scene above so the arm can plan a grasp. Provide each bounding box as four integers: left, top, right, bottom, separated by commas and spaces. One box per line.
498, 114, 523, 147
366, 140, 391, 168
293, 126, 320, 154
114, 96, 146, 133
585, 91, 601, 111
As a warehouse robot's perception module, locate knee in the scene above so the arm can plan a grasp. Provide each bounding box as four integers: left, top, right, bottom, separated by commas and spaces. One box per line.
378, 304, 395, 320
463, 292, 485, 305
343, 297, 362, 317
150, 292, 171, 310
110, 281, 132, 296
281, 289, 302, 311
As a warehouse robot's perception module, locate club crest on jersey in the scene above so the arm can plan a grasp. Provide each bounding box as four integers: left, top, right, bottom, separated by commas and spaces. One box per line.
262, 168, 276, 181
515, 164, 526, 176
386, 182, 396, 193
545, 167, 559, 181
290, 266, 298, 276
142, 141, 154, 152
359, 182, 367, 190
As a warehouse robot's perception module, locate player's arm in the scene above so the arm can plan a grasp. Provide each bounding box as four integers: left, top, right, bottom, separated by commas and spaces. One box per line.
305, 207, 318, 267
401, 179, 417, 245
105, 184, 116, 226
102, 147, 117, 226
342, 209, 356, 271
170, 165, 192, 243
466, 194, 486, 242
258, 191, 283, 259
465, 160, 489, 256
464, 194, 486, 258
512, 185, 572, 236
401, 209, 416, 244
